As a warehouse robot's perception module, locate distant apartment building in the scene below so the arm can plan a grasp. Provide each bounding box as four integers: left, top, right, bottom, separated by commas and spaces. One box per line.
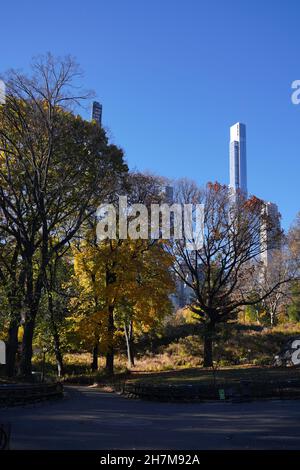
260, 201, 281, 268
172, 272, 194, 309
163, 185, 195, 309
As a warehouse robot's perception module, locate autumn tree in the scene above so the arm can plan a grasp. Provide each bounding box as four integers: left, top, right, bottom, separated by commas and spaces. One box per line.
288, 212, 300, 277
288, 281, 300, 322
71, 237, 174, 371
114, 239, 174, 367
286, 212, 300, 321
70, 173, 175, 373
259, 250, 290, 326
35, 243, 74, 376
0, 54, 127, 377
170, 180, 292, 367
0, 235, 25, 376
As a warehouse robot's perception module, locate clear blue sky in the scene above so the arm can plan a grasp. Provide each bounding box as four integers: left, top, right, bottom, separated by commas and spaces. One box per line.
1, 0, 299, 230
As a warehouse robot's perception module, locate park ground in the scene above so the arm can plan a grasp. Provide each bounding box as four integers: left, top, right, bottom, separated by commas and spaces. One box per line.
37, 322, 300, 388
2, 321, 300, 450
1, 385, 300, 450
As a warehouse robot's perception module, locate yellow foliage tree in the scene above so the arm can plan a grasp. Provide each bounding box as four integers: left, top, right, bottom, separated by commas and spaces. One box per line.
69, 235, 175, 372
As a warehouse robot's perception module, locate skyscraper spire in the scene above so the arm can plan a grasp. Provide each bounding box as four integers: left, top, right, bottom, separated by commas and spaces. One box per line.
229, 122, 247, 198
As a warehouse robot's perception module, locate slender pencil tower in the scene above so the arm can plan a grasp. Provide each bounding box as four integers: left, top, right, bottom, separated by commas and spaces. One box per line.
229, 122, 247, 198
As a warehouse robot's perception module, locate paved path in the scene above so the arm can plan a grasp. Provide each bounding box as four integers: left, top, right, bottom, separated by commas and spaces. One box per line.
1, 386, 300, 449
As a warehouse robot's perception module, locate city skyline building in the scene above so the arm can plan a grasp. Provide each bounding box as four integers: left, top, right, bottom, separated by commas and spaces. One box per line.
228, 122, 281, 268
229, 122, 248, 198
171, 121, 283, 310
91, 101, 102, 126
260, 201, 281, 268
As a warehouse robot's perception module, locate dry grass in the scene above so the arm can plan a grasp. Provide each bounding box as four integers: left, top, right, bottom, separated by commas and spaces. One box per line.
36, 322, 300, 384
127, 365, 300, 387
114, 322, 300, 375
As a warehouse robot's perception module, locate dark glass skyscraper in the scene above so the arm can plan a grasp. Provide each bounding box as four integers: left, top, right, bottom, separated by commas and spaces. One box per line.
91, 101, 102, 126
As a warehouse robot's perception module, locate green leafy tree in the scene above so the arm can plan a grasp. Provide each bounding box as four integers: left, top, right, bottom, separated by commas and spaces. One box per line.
0, 55, 127, 376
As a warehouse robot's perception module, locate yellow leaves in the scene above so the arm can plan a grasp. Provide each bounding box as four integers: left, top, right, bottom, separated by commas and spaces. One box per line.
18, 325, 24, 342
69, 234, 175, 351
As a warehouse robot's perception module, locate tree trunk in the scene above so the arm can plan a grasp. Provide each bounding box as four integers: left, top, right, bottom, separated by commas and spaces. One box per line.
91, 338, 99, 371
270, 309, 276, 328
55, 348, 64, 378
20, 318, 35, 378
105, 351, 114, 375
5, 318, 19, 377
53, 331, 64, 377
105, 305, 115, 375
20, 257, 42, 378
48, 291, 64, 377
203, 322, 215, 367
5, 266, 25, 377
124, 321, 135, 368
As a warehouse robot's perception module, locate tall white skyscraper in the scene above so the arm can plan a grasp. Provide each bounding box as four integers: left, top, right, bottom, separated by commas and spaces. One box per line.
229, 122, 247, 198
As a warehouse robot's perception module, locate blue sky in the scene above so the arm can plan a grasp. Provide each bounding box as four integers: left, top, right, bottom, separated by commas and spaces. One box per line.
1, 0, 299, 229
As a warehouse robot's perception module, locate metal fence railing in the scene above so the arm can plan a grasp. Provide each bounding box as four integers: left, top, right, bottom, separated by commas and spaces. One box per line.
0, 382, 63, 407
